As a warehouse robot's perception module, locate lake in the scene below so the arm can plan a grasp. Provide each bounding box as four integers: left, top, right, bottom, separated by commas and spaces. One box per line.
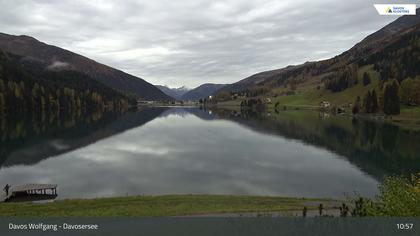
1, 107, 419, 199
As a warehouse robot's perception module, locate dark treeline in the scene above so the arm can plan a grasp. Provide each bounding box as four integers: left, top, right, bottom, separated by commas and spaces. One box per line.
361, 27, 420, 82
242, 87, 271, 97
0, 109, 119, 167
353, 80, 400, 115
240, 98, 265, 111
0, 107, 166, 168
325, 65, 358, 92
0, 51, 136, 116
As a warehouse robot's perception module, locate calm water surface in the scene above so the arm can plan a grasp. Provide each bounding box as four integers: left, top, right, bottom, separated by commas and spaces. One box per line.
1, 107, 419, 199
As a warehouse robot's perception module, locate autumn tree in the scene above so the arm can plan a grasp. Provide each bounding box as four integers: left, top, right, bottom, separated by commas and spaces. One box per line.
400, 78, 420, 105
214, 91, 231, 102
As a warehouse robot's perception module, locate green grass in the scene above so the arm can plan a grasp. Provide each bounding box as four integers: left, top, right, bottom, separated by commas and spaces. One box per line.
0, 195, 339, 217
216, 99, 243, 107
269, 65, 380, 108
215, 66, 380, 109
399, 106, 420, 120
216, 64, 420, 128
390, 106, 420, 130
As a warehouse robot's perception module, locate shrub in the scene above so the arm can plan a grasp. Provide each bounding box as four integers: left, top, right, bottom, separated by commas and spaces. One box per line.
346, 174, 420, 217
371, 174, 420, 216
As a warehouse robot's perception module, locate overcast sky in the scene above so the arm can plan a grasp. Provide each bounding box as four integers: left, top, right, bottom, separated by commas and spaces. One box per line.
0, 0, 415, 88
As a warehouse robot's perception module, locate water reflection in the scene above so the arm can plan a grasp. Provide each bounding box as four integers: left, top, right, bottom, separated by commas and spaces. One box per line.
0, 107, 167, 167
0, 107, 419, 199
209, 109, 420, 180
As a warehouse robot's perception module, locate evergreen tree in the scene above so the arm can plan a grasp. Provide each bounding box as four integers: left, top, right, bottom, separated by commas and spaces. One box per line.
363, 89, 379, 113
362, 72, 371, 86
364, 91, 372, 113
371, 90, 379, 112
383, 80, 400, 115
326, 65, 359, 92
352, 96, 361, 114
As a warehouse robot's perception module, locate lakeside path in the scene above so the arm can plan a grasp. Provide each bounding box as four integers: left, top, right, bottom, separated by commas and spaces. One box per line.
0, 195, 341, 217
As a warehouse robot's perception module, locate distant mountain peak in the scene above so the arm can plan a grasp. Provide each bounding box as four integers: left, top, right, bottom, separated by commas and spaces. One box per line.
155, 85, 191, 100
181, 83, 227, 101
178, 85, 190, 90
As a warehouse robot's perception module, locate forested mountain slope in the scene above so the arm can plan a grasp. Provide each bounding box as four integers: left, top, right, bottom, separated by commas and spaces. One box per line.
214, 10, 420, 116
0, 33, 172, 100
0, 50, 135, 115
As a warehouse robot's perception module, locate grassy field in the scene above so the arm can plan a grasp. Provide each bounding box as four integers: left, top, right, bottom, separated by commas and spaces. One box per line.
216, 99, 243, 108
215, 65, 382, 110
214, 64, 420, 128
0, 195, 340, 217
269, 65, 381, 108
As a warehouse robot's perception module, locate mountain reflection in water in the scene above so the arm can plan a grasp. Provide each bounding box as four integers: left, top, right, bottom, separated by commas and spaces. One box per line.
0, 107, 418, 199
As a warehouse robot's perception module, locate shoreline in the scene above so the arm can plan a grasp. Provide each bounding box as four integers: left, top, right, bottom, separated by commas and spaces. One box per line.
0, 194, 341, 217
212, 102, 420, 130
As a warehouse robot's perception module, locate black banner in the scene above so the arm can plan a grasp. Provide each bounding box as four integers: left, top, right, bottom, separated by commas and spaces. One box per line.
0, 217, 418, 236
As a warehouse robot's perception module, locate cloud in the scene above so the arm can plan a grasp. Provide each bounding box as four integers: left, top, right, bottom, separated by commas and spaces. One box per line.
0, 0, 409, 87
47, 61, 69, 70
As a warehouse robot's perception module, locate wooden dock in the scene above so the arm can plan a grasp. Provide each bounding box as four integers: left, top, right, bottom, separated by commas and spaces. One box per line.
1, 184, 57, 202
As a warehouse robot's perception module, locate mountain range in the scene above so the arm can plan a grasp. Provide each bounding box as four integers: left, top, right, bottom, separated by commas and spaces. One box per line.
0, 32, 227, 103
157, 83, 226, 101
0, 9, 418, 106
181, 83, 226, 101
216, 8, 420, 106
155, 85, 190, 100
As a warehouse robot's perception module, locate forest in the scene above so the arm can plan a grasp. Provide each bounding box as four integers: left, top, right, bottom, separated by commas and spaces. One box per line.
0, 50, 136, 116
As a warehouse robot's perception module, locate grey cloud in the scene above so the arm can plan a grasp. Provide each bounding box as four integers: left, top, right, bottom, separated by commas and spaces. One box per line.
0, 0, 413, 87
47, 61, 69, 70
